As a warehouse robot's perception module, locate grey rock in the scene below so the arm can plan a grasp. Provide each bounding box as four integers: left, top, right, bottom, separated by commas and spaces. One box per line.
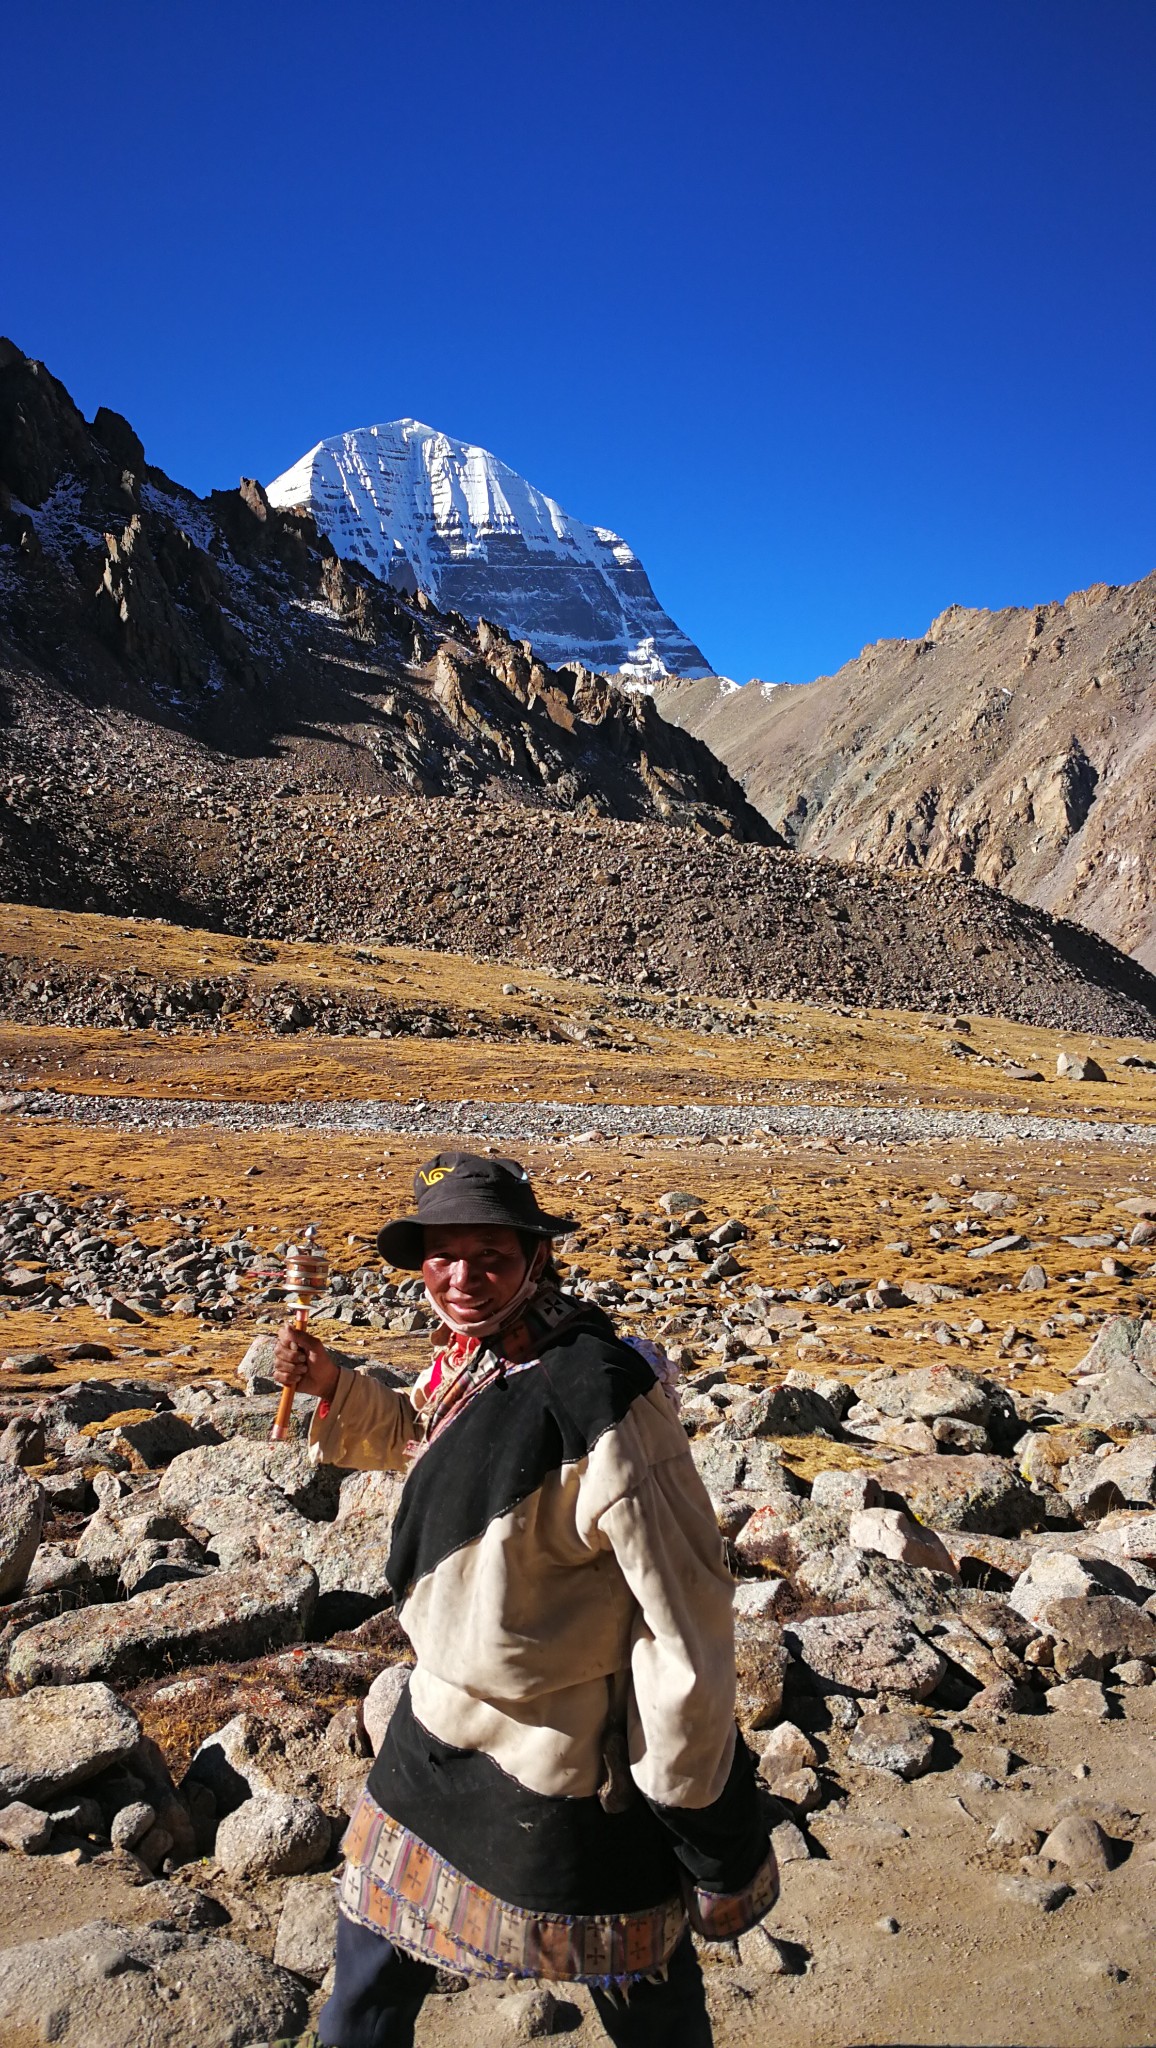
734, 1619, 788, 1734
0, 1681, 140, 1803
76, 1503, 192, 1578
1072, 1314, 1156, 1379
1095, 1439, 1156, 1506
1040, 1814, 1115, 1874
158, 1437, 341, 1531
810, 1468, 881, 1513
110, 1799, 156, 1849
0, 1919, 307, 2047
770, 1819, 811, 1864
848, 1709, 936, 1778
7, 1560, 318, 1688
883, 1454, 1038, 1536
1019, 1264, 1049, 1292
1046, 1678, 1111, 1718
0, 1799, 54, 1852
363, 1664, 411, 1755
998, 1875, 1072, 1910
183, 1713, 276, 1818
718, 1383, 840, 1440
215, 1791, 331, 1879
786, 1609, 945, 1700
273, 1874, 339, 1981
734, 1926, 805, 1975
23, 1543, 91, 1596
1008, 1552, 1128, 1625
1056, 1052, 1106, 1082
793, 1544, 953, 1624
1041, 1594, 1156, 1669
499, 1985, 558, 2038
0, 1458, 44, 1597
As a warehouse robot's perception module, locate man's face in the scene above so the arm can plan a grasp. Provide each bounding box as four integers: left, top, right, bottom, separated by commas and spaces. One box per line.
422, 1225, 531, 1324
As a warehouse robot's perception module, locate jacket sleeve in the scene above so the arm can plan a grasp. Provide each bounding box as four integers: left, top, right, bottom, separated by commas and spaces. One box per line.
595, 1432, 772, 1913
307, 1364, 417, 1472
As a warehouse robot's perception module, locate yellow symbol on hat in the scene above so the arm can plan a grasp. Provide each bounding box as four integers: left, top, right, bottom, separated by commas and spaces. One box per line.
420, 1165, 456, 1187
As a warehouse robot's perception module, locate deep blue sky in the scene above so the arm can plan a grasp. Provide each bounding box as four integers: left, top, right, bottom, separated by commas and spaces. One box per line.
5, 2, 1155, 681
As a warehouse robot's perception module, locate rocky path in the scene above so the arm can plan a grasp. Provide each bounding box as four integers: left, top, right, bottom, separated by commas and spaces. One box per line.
15, 1087, 1156, 1150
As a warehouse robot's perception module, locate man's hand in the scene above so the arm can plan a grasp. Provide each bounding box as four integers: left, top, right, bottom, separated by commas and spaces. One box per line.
272, 1321, 341, 1404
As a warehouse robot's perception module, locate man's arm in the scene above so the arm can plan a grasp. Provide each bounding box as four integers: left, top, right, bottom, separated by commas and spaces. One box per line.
273, 1322, 417, 1471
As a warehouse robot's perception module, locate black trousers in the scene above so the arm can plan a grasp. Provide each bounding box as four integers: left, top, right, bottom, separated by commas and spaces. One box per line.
318, 1909, 714, 2048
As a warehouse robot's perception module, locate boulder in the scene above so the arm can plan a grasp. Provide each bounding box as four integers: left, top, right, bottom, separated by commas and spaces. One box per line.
848, 1507, 959, 1577
0, 1681, 140, 1803
734, 1619, 788, 1733
0, 1799, 54, 1851
810, 1469, 881, 1513
1095, 1439, 1156, 1506
1046, 1678, 1110, 1719
182, 1712, 277, 1817
1072, 1315, 1156, 1380
0, 1920, 307, 2047
7, 1559, 318, 1688
1056, 1052, 1106, 1082
363, 1664, 411, 1755
757, 1721, 819, 1776
274, 1873, 340, 1981
214, 1790, 331, 1879
158, 1437, 342, 1529
786, 1610, 945, 1700
884, 1455, 1038, 1535
110, 1411, 207, 1470
1039, 1594, 1156, 1668
718, 1384, 841, 1440
793, 1545, 952, 1623
0, 1458, 44, 1596
76, 1503, 192, 1578
1008, 1551, 1134, 1626
847, 1709, 935, 1779
1060, 1370, 1156, 1431
1040, 1814, 1115, 1874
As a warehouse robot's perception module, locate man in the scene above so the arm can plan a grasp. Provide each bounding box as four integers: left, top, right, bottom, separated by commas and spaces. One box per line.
272, 1151, 775, 2048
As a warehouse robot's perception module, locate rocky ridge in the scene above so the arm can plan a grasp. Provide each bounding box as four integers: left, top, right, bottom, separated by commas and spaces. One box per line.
3, 339, 1155, 1036
657, 576, 1156, 967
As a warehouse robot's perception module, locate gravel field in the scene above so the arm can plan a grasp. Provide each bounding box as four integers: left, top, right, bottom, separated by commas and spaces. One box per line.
19, 1090, 1156, 1148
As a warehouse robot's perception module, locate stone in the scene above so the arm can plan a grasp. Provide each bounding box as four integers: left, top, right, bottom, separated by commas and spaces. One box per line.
1008, 1552, 1125, 1625
734, 1620, 788, 1733
214, 1790, 331, 1879
110, 1800, 156, 1849
883, 1455, 1037, 1536
1063, 1370, 1156, 1431
988, 1813, 1045, 1856
1056, 1052, 1106, 1082
1040, 1594, 1156, 1669
76, 1502, 192, 1577
967, 1234, 1028, 1259
49, 1796, 104, 1835
758, 1721, 819, 1775
363, 1664, 412, 1755
0, 1800, 54, 1852
111, 1411, 205, 1470
852, 1363, 1002, 1430
770, 1819, 811, 1864
763, 1766, 823, 1812
1114, 1658, 1153, 1686
1047, 1679, 1111, 1718
1095, 1439, 1156, 1506
810, 1468, 881, 1513
970, 1191, 1018, 1217
1040, 1814, 1115, 1874
732, 1500, 806, 1567
848, 1710, 936, 1779
7, 1559, 318, 1688
0, 1682, 140, 1803
968, 1678, 1031, 1716
238, 1333, 280, 1394
500, 1986, 558, 2037
998, 1875, 1072, 1911
183, 1713, 276, 1817
0, 1458, 44, 1596
158, 1436, 340, 1530
1072, 1314, 1156, 1378
274, 1873, 339, 1981
735, 1925, 805, 1974
24, 1544, 91, 1596
848, 1507, 959, 1577
786, 1610, 945, 1700
136, 1824, 175, 1870
793, 1544, 950, 1619
0, 1919, 308, 2046
1019, 1265, 1049, 1292
718, 1383, 841, 1439
732, 1578, 790, 1622
0, 1414, 46, 1464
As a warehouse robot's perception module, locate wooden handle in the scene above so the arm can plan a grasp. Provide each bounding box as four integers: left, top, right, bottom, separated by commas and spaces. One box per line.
270, 1307, 308, 1441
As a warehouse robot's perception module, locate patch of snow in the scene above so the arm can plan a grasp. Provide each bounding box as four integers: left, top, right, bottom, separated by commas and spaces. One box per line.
140, 481, 216, 552
267, 419, 713, 680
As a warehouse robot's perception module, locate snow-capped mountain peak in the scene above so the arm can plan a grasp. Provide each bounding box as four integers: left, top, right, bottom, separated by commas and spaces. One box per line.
266, 418, 712, 680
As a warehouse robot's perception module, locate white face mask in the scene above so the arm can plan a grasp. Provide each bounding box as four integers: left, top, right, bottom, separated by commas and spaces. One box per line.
424, 1246, 548, 1339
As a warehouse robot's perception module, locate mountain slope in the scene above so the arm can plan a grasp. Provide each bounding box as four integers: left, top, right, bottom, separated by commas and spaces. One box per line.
657, 576, 1156, 968
266, 418, 712, 681
0, 339, 764, 842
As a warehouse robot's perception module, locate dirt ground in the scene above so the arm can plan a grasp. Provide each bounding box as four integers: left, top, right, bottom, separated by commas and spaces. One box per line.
2, 905, 1156, 2046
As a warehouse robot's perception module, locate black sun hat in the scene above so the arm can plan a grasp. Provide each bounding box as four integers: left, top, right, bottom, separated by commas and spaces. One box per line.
377, 1152, 577, 1270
